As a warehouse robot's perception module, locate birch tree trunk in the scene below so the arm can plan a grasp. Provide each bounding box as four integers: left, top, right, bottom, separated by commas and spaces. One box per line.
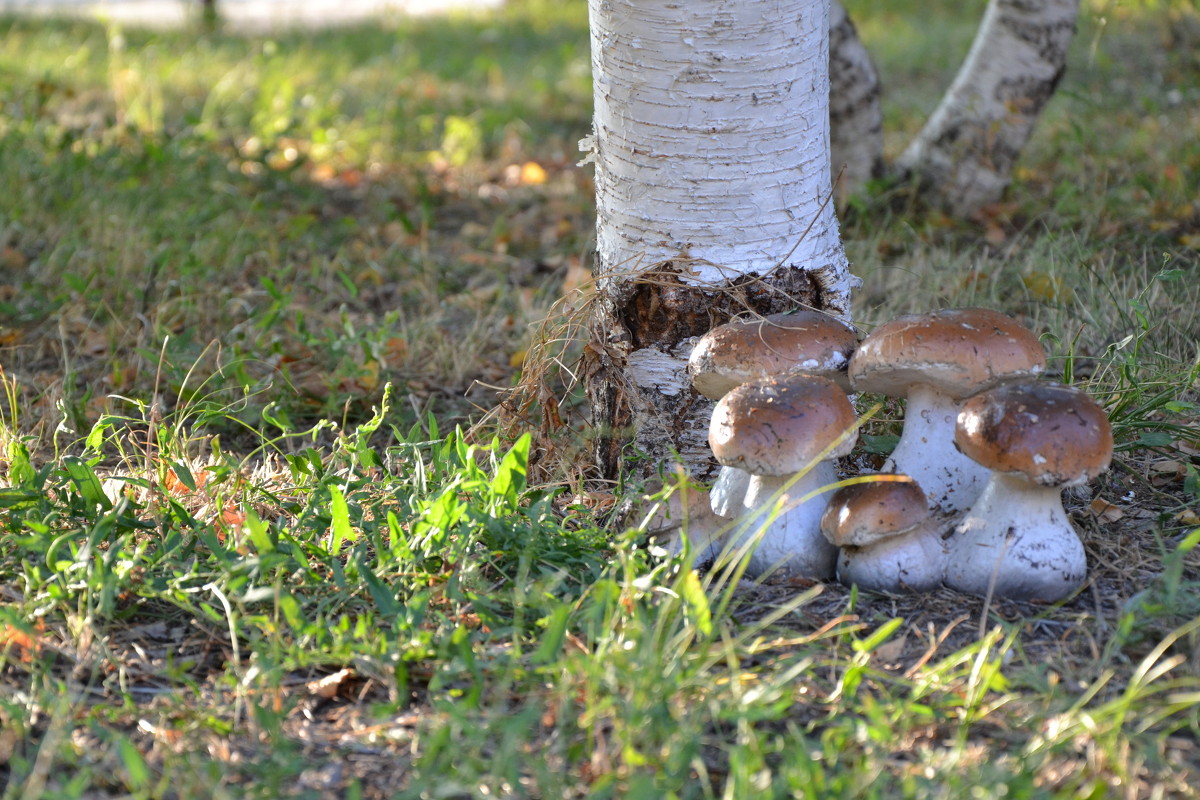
829, 0, 884, 201
583, 0, 856, 481
895, 0, 1080, 212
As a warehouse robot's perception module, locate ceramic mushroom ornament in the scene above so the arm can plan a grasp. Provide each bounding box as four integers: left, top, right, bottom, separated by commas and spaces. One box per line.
708, 374, 856, 579
944, 380, 1113, 602
820, 478, 948, 593
848, 308, 1046, 513
688, 310, 859, 518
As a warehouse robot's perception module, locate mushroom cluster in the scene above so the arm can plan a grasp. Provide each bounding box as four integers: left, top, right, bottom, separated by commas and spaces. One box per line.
687, 307, 1113, 603
687, 311, 859, 580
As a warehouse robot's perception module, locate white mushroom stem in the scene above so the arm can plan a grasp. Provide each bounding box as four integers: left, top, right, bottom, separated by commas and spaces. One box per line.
944, 473, 1086, 602
643, 487, 726, 563
729, 461, 839, 579
710, 466, 751, 518
837, 521, 947, 593
886, 383, 991, 513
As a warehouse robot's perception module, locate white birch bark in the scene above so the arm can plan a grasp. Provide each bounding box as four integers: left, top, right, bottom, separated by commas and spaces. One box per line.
896, 0, 1080, 213
828, 0, 883, 201
584, 0, 857, 478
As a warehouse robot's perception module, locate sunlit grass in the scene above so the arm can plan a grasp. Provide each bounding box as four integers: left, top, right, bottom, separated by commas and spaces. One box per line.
0, 0, 1198, 796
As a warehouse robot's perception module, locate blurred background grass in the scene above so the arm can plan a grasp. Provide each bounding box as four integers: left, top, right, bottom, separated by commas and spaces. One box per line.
0, 0, 1196, 444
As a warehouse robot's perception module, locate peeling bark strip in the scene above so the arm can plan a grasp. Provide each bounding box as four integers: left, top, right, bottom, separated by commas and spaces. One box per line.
584, 0, 856, 480
897, 0, 1080, 213
828, 0, 884, 201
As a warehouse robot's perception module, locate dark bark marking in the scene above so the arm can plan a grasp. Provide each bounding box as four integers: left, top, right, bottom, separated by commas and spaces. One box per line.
619, 263, 824, 349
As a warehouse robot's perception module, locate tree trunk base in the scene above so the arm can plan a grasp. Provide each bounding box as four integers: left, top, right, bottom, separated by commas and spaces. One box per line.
584, 260, 840, 483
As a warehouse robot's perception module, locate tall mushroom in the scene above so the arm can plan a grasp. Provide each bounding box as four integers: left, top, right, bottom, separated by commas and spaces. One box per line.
709, 374, 857, 579
945, 380, 1113, 602
820, 478, 948, 593
689, 310, 859, 517
848, 308, 1045, 513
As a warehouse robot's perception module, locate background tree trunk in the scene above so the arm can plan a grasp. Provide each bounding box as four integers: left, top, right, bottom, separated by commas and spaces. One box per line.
200, 0, 219, 27
894, 0, 1080, 212
584, 0, 857, 481
829, 0, 884, 201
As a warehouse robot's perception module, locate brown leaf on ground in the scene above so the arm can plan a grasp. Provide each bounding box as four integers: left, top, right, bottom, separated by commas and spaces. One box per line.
1090, 497, 1126, 523
0, 619, 45, 662
1, 246, 27, 269
1173, 508, 1200, 526
163, 466, 208, 497
308, 668, 356, 700
1149, 459, 1188, 485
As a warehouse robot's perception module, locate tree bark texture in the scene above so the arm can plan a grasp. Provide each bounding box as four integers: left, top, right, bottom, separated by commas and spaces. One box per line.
828, 0, 884, 201
583, 0, 856, 481
895, 0, 1080, 213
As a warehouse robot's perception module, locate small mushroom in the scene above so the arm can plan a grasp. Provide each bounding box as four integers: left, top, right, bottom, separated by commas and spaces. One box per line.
848, 308, 1046, 513
709, 374, 857, 579
944, 380, 1113, 602
690, 311, 860, 518
820, 478, 948, 592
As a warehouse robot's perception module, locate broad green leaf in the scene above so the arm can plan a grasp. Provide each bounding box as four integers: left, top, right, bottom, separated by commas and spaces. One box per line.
533, 605, 571, 664
170, 459, 197, 492
328, 485, 356, 553
1135, 432, 1175, 448
116, 736, 150, 790
1184, 466, 1200, 502
85, 417, 113, 452
491, 433, 530, 506
6, 441, 36, 486
0, 487, 41, 509
278, 592, 306, 631
357, 556, 398, 616
63, 456, 112, 511
244, 509, 275, 554
679, 569, 713, 638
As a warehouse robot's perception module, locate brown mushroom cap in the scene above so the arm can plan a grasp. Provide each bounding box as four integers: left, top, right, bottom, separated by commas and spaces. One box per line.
689, 311, 859, 399
848, 308, 1045, 399
820, 478, 930, 547
955, 380, 1113, 487
709, 374, 856, 475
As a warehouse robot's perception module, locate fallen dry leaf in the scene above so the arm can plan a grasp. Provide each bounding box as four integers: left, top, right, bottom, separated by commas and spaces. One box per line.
163, 466, 208, 497
1149, 459, 1188, 485
571, 491, 617, 512
1, 247, 27, 269
308, 667, 356, 700
0, 619, 45, 662
872, 631, 909, 665
1023, 271, 1074, 303
1173, 508, 1200, 526
1090, 497, 1126, 523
